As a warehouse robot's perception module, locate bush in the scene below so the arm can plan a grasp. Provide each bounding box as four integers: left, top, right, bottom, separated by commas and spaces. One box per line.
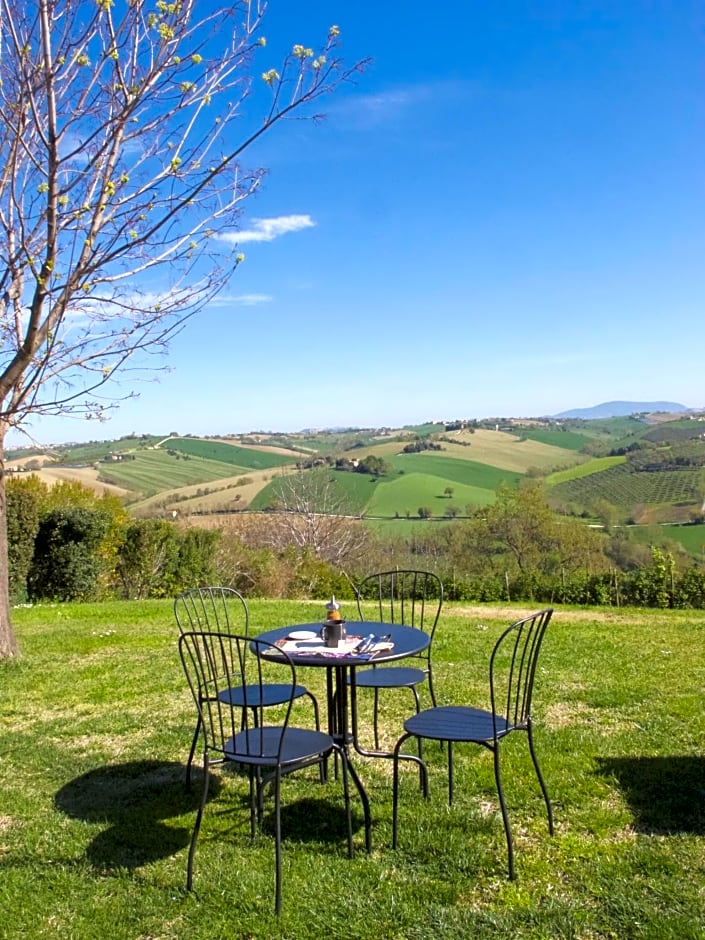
28, 507, 111, 601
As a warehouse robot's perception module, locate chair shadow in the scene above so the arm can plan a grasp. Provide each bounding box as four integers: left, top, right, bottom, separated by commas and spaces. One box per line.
273, 796, 365, 847
54, 759, 221, 870
596, 755, 705, 834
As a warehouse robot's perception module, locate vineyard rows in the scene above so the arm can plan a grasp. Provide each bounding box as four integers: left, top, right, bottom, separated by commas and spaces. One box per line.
551, 464, 702, 508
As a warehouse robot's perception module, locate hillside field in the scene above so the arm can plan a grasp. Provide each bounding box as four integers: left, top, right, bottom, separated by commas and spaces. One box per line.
8, 412, 705, 526
96, 450, 245, 499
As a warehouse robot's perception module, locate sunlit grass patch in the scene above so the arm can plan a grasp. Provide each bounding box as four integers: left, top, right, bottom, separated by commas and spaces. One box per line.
1, 601, 704, 938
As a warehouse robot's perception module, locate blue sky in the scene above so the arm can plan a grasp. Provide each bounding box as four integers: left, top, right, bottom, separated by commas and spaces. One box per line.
16, 0, 704, 445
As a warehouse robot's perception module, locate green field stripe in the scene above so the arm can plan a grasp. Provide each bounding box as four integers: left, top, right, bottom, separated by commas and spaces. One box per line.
388, 453, 522, 488
509, 428, 592, 450
546, 455, 626, 485
166, 437, 296, 469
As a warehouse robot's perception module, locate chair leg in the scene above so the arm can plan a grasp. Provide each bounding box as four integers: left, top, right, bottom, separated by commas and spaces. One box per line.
392, 733, 428, 850
448, 741, 454, 805
186, 752, 210, 890
274, 768, 283, 915
527, 720, 554, 835
249, 769, 257, 838
372, 688, 380, 750
427, 666, 437, 709
305, 692, 328, 783
185, 716, 202, 789
493, 745, 515, 880
410, 686, 423, 763
306, 690, 321, 731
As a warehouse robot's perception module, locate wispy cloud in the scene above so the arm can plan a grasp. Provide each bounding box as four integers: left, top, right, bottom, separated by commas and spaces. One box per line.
333, 79, 480, 129
232, 293, 273, 306
220, 215, 316, 245
207, 292, 273, 309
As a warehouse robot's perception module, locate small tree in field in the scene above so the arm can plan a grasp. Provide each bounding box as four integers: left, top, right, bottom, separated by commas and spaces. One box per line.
0, 0, 365, 657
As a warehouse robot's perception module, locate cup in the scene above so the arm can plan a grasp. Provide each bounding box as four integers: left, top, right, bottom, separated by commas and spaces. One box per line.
322, 619, 346, 647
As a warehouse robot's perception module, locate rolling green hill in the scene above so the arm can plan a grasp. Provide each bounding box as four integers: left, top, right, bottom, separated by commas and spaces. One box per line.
9, 412, 705, 523
365, 473, 495, 516
388, 453, 522, 489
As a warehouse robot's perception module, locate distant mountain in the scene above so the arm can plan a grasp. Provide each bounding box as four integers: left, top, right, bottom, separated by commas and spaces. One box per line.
554, 401, 688, 420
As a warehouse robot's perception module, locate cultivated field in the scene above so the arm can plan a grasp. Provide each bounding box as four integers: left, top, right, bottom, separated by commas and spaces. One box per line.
9, 414, 705, 529
29, 465, 130, 498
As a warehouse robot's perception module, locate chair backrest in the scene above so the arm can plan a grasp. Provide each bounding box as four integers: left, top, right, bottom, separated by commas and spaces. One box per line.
179, 631, 297, 763
174, 586, 249, 636
354, 569, 443, 636
489, 608, 553, 736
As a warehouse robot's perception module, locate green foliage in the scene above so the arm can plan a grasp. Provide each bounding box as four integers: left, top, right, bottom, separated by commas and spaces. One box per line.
355, 454, 389, 475
28, 507, 111, 601
401, 437, 443, 454
115, 521, 220, 599
6, 475, 48, 602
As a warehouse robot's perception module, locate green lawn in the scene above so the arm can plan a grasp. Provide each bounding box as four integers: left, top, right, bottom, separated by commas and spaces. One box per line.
1, 601, 704, 938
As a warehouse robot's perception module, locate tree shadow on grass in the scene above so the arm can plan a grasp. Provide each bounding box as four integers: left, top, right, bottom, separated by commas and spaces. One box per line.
54, 759, 222, 870
596, 755, 705, 834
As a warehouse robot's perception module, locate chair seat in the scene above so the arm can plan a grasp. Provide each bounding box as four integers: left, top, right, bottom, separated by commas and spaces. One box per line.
226, 726, 335, 767
353, 666, 427, 689
217, 683, 308, 708
404, 705, 511, 744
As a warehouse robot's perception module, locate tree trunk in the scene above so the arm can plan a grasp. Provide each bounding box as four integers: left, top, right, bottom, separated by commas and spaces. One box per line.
0, 426, 21, 658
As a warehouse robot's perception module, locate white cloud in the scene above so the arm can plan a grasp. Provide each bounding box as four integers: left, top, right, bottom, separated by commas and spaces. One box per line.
208, 293, 273, 308
232, 294, 273, 306
220, 215, 316, 245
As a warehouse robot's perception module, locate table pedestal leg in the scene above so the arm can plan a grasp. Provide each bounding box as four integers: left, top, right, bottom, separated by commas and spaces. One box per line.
327, 664, 371, 852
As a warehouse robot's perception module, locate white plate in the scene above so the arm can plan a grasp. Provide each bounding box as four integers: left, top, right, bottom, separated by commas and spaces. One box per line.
288, 630, 318, 641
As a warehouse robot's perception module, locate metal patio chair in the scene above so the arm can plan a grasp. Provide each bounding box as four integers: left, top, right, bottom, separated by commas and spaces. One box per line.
350, 569, 443, 751
392, 608, 554, 880
179, 630, 354, 914
175, 586, 320, 787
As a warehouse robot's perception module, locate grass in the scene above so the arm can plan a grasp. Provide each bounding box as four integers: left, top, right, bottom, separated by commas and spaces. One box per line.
507, 428, 593, 450
365, 473, 495, 516
2, 601, 705, 938
627, 522, 705, 559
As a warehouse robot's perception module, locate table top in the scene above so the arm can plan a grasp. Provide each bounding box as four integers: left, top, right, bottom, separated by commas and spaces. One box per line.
256, 621, 429, 667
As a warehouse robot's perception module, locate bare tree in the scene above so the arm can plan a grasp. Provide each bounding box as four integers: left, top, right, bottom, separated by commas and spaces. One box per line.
266, 469, 368, 568
0, 0, 366, 657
